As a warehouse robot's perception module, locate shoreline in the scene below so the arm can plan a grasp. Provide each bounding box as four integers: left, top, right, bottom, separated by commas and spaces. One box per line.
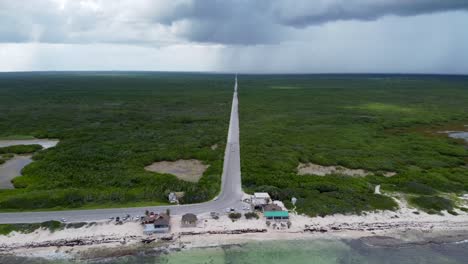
1, 202, 468, 261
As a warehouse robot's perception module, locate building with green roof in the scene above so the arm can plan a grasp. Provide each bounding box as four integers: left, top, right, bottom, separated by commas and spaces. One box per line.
264, 210, 289, 221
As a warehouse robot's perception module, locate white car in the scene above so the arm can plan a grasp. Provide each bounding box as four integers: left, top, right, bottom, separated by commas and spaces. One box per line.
60, 218, 67, 223
225, 207, 235, 213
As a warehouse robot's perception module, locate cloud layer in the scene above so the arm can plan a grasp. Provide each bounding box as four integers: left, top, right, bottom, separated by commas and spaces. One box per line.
1, 0, 467, 45
0, 0, 467, 73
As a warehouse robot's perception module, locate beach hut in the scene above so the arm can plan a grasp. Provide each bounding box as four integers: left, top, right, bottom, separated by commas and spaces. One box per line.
181, 213, 198, 227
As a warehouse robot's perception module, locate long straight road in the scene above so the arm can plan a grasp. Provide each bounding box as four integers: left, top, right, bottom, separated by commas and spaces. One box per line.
0, 77, 244, 224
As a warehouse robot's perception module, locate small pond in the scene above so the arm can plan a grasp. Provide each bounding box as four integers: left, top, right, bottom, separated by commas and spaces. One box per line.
0, 139, 59, 189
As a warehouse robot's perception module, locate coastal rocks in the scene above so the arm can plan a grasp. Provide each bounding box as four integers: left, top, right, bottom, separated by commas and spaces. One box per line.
0, 235, 139, 251
180, 228, 267, 236
303, 221, 437, 234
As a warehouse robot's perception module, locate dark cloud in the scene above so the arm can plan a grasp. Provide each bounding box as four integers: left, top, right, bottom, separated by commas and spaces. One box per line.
0, 0, 467, 45
271, 0, 468, 27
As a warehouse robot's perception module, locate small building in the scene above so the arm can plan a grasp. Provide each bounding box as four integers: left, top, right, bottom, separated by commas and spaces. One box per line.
142, 212, 170, 234
252, 192, 271, 208
168, 192, 177, 203
264, 211, 289, 222
181, 213, 198, 227
168, 192, 185, 204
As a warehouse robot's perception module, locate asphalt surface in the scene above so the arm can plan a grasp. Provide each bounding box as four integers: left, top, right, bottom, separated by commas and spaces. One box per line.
0, 77, 245, 224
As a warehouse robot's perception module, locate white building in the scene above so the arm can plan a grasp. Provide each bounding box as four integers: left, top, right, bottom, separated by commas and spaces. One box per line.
252, 192, 271, 207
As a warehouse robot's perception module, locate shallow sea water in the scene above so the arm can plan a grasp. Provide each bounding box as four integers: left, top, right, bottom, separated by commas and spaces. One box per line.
1, 239, 467, 264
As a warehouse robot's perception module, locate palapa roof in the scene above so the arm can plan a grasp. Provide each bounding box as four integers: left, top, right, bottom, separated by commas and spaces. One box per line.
182, 213, 197, 222
264, 204, 282, 211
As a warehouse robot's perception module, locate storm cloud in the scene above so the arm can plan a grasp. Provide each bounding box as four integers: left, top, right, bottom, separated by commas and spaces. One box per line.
1, 0, 467, 45
0, 0, 467, 73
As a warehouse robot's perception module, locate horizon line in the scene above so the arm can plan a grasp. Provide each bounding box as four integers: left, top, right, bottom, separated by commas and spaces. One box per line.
0, 70, 467, 77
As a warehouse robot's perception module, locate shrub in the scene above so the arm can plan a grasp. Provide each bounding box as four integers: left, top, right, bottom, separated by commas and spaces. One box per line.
447, 210, 458, 216
244, 212, 259, 219
402, 182, 436, 195
409, 196, 454, 212
228, 212, 242, 221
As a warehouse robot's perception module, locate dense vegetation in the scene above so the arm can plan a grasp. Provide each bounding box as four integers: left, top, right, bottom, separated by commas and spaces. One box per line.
0, 144, 43, 154
0, 72, 232, 210
239, 75, 468, 216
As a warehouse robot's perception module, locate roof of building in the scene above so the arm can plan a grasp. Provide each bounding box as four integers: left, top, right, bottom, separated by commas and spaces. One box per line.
254, 192, 270, 199
264, 211, 289, 218
182, 213, 197, 222
264, 204, 282, 211
142, 212, 171, 226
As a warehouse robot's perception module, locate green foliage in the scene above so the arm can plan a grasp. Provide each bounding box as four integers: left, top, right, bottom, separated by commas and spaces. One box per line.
0, 72, 232, 210
228, 212, 242, 221
244, 212, 259, 219
240, 75, 468, 216
409, 196, 455, 212
0, 144, 42, 154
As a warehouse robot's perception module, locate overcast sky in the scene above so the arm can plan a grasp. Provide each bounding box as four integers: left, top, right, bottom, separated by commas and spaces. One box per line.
1, 0, 468, 73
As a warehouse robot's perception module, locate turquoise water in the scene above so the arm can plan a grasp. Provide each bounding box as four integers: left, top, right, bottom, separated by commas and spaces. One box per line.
1, 239, 467, 264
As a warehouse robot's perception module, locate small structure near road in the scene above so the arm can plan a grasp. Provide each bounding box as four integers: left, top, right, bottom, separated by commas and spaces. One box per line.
181, 213, 198, 227
168, 192, 185, 204
142, 212, 171, 234
252, 192, 271, 208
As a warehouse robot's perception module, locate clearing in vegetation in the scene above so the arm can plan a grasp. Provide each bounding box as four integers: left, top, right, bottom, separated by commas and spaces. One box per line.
145, 159, 209, 183
240, 74, 468, 217
297, 162, 396, 177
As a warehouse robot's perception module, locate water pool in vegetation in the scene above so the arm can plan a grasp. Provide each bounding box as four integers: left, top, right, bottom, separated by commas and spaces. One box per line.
0, 139, 59, 189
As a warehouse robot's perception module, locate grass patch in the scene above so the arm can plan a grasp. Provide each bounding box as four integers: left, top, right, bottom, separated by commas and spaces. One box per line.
350, 102, 415, 113
0, 220, 63, 235
271, 86, 301, 90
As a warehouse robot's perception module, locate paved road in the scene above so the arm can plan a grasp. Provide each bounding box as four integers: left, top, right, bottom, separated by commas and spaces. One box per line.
0, 77, 244, 224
